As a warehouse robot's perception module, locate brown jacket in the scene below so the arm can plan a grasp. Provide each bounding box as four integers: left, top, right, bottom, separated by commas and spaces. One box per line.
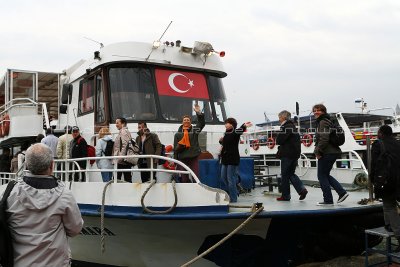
136, 129, 162, 164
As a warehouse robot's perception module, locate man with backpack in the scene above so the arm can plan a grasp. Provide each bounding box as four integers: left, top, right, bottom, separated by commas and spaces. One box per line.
313, 104, 349, 206
1, 143, 83, 267
371, 125, 400, 249
136, 121, 162, 183
70, 126, 88, 182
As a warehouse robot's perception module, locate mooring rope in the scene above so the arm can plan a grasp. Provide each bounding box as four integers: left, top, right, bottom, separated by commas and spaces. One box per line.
141, 180, 178, 214
180, 204, 264, 267
100, 180, 113, 253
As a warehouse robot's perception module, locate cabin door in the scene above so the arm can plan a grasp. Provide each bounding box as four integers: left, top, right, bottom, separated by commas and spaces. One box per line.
94, 72, 108, 132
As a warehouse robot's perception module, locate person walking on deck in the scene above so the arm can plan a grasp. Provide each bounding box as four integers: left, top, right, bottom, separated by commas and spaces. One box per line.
275, 110, 308, 201
313, 104, 348, 205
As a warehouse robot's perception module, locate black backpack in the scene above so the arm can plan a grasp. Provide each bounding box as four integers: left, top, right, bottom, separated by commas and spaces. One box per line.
374, 141, 396, 190
158, 144, 166, 165
103, 140, 114, 157
324, 117, 345, 146
0, 180, 17, 267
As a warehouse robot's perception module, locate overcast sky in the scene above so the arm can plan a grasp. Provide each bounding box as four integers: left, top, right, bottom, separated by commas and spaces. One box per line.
1, 0, 399, 123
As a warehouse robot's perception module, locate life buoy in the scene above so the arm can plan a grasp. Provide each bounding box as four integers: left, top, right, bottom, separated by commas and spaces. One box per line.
267, 137, 275, 149
162, 144, 176, 170
252, 140, 260, 150
2, 114, 10, 136
302, 134, 313, 147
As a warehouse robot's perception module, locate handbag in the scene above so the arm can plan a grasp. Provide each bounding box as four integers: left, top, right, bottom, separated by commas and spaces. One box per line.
124, 139, 140, 166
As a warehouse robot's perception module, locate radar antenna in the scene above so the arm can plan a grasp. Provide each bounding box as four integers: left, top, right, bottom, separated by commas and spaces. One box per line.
146, 21, 173, 61
84, 36, 104, 49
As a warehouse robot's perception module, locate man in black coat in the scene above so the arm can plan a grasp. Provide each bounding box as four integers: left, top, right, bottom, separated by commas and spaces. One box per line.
276, 110, 308, 201
70, 126, 88, 181
371, 125, 400, 246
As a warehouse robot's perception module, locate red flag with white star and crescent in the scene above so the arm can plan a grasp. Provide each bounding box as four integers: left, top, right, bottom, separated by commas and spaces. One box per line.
155, 69, 210, 99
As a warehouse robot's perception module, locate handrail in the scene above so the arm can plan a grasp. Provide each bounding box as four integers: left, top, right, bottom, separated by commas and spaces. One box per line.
0, 98, 43, 117
54, 154, 200, 183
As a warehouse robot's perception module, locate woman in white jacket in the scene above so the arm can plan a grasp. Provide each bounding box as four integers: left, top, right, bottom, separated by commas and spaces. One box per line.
96, 127, 114, 182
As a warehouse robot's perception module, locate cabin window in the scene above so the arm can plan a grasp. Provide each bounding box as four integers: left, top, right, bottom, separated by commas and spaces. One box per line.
208, 76, 228, 122
78, 77, 94, 115
155, 69, 213, 122
95, 74, 105, 123
109, 67, 157, 121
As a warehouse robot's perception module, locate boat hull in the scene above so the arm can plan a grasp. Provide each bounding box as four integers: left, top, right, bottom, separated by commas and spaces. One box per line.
70, 215, 270, 267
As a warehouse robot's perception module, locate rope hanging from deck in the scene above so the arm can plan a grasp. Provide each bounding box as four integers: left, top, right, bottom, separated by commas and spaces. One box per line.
100, 180, 113, 254
141, 180, 178, 214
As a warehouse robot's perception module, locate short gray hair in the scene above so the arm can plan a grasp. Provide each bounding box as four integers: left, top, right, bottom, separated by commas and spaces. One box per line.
278, 110, 291, 120
25, 143, 53, 175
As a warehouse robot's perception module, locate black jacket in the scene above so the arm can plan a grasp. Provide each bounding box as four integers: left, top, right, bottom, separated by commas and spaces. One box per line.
173, 113, 205, 160
276, 120, 301, 159
220, 124, 246, 165
371, 136, 400, 198
70, 135, 88, 168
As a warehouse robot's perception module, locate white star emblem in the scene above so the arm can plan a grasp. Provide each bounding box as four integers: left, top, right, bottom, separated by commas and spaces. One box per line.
188, 79, 194, 87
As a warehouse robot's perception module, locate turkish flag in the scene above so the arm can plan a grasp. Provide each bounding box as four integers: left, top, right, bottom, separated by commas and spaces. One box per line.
155, 69, 210, 99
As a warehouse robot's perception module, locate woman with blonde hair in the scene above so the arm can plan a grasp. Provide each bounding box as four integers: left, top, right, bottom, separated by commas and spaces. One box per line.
96, 127, 114, 182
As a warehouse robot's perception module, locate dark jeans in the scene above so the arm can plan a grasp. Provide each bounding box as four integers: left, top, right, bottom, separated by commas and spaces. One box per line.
383, 194, 400, 237
176, 157, 199, 183
138, 162, 157, 183
280, 157, 305, 200
317, 154, 346, 203
117, 163, 132, 183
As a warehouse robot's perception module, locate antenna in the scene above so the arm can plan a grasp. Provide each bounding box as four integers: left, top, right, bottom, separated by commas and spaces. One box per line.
84, 36, 104, 49
146, 21, 173, 61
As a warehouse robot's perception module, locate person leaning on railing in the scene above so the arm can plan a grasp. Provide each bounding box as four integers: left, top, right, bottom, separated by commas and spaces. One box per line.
173, 104, 205, 182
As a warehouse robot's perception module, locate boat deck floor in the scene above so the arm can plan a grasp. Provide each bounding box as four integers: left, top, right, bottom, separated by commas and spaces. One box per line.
231, 185, 382, 217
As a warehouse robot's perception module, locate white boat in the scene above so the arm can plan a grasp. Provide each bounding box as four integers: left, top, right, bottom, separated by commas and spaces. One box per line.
0, 40, 385, 267
241, 109, 400, 187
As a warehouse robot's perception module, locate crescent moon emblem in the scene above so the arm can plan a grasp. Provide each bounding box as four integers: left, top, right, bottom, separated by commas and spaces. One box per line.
168, 73, 190, 93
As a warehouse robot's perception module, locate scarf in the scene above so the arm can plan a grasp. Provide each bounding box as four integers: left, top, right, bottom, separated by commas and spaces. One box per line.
178, 127, 191, 148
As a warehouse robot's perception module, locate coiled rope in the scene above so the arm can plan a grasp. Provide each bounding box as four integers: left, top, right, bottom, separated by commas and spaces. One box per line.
100, 180, 113, 253
141, 180, 178, 214
180, 204, 264, 267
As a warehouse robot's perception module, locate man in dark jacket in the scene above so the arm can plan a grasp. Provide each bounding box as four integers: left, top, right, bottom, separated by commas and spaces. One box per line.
219, 118, 252, 202
313, 104, 348, 205
371, 125, 400, 246
173, 104, 205, 182
136, 121, 162, 182
275, 110, 307, 201
70, 126, 87, 181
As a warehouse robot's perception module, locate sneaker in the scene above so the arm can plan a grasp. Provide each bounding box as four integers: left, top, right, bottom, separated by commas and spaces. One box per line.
385, 225, 394, 232
338, 192, 349, 203
276, 197, 290, 201
317, 201, 334, 206
299, 189, 308, 200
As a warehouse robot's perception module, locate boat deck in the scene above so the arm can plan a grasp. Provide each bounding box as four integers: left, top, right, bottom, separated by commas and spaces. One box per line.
230, 185, 382, 217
